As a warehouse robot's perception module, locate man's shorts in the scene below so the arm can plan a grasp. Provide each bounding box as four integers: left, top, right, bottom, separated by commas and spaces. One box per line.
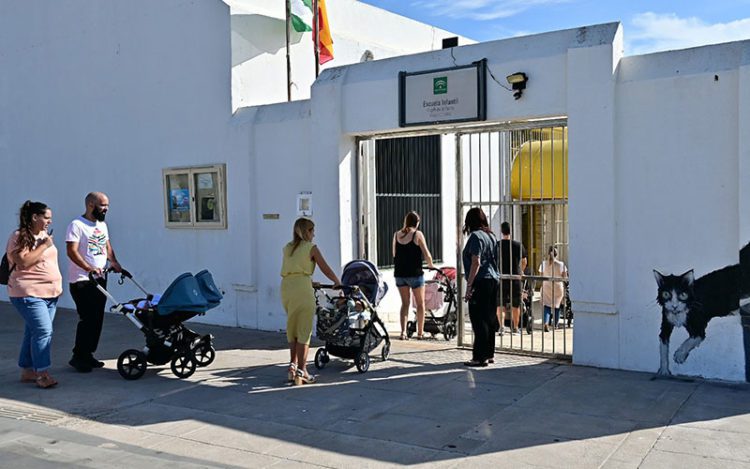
395, 275, 425, 289
498, 279, 522, 308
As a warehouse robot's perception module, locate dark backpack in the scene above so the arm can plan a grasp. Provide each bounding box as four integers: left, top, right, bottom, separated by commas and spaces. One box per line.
0, 253, 15, 285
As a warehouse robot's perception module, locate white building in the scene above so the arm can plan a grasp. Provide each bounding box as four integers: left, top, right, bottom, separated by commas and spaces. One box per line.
1, 1, 748, 382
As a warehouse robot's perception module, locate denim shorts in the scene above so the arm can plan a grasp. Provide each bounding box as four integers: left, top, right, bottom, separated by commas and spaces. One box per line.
395, 276, 425, 289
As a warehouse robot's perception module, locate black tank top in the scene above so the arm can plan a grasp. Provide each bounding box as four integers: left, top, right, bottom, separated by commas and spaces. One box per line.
394, 231, 423, 277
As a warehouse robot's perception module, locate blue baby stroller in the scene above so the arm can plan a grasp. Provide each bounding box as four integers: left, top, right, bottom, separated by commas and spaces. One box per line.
313, 260, 390, 373
92, 268, 222, 380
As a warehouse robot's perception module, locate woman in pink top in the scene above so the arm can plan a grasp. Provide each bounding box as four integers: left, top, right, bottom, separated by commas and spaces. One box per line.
5, 201, 63, 388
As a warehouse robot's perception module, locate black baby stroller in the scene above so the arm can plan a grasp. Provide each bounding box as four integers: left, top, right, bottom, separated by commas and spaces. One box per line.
92, 268, 222, 380
313, 260, 390, 373
563, 280, 573, 327
406, 266, 458, 340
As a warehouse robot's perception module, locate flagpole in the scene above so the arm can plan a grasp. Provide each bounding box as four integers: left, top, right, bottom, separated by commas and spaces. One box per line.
285, 0, 292, 101
313, 0, 320, 78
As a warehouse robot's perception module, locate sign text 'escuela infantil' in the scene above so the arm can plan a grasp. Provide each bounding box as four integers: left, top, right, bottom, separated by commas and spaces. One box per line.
399, 60, 487, 127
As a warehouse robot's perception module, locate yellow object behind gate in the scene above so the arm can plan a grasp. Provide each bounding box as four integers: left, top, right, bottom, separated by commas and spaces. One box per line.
510, 133, 568, 200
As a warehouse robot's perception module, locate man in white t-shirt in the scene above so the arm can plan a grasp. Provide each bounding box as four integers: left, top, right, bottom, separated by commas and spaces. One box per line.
66, 192, 122, 372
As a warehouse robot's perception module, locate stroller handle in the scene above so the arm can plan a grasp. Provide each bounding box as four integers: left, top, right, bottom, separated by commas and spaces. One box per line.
314, 284, 352, 291
87, 266, 151, 298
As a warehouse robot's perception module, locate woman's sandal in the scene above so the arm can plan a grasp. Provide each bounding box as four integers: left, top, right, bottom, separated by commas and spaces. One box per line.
35, 374, 58, 389
294, 369, 317, 386
287, 362, 297, 383
399, 333, 408, 341
20, 369, 38, 383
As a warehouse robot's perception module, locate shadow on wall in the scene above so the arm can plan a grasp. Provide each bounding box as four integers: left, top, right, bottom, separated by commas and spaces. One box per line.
653, 242, 750, 381
231, 14, 303, 67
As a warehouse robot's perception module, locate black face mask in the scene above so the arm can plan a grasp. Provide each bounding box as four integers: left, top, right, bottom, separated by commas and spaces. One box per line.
92, 207, 107, 222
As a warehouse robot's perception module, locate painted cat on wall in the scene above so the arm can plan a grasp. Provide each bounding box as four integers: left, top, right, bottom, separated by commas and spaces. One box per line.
653, 243, 750, 376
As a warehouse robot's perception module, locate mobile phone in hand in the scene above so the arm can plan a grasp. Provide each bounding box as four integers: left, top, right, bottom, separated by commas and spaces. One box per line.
47, 228, 54, 236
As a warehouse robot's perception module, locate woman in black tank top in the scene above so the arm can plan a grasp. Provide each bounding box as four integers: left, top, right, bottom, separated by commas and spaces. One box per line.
393, 211, 434, 340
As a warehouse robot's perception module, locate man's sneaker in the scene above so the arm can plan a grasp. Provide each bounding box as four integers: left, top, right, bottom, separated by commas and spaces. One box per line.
87, 357, 105, 368
68, 357, 92, 373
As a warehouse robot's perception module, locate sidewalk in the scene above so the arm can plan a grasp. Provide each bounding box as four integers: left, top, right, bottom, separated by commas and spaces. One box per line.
0, 301, 749, 468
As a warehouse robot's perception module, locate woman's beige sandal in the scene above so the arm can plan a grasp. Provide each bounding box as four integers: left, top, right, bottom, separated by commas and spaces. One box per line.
35, 373, 58, 389
287, 362, 297, 382
20, 369, 38, 383
294, 369, 317, 385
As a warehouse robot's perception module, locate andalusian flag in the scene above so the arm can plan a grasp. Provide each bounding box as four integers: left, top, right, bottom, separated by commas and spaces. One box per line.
290, 0, 334, 64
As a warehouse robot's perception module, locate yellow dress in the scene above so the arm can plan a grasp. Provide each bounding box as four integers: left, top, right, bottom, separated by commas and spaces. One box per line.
280, 240, 317, 344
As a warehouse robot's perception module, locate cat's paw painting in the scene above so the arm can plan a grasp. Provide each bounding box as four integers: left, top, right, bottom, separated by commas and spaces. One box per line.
674, 349, 689, 364
657, 366, 672, 376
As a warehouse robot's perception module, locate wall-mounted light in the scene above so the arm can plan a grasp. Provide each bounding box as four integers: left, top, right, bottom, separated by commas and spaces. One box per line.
506, 72, 528, 100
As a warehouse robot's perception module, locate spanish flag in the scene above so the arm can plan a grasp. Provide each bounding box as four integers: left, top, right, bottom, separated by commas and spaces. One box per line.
316, 0, 334, 64
290, 0, 334, 65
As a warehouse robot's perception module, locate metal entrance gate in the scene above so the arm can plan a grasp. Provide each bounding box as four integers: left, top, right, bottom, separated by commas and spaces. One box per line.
456, 119, 571, 358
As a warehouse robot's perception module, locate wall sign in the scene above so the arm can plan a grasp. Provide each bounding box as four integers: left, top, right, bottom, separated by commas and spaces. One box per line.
297, 191, 312, 217
399, 60, 487, 127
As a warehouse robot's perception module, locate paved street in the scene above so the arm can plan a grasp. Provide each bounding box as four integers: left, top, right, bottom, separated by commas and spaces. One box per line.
0, 301, 749, 468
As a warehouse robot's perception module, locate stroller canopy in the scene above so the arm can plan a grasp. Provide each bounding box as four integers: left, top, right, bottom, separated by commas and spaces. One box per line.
341, 260, 388, 306
195, 269, 223, 310
157, 273, 209, 317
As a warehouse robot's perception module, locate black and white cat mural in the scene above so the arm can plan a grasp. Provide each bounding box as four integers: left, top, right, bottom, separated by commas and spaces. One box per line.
654, 243, 750, 379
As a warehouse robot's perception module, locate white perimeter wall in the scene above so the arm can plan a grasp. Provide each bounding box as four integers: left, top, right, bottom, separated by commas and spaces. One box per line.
0, 0, 250, 327
606, 43, 750, 380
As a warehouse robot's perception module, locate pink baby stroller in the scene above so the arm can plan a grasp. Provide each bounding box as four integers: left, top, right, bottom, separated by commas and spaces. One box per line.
407, 267, 458, 340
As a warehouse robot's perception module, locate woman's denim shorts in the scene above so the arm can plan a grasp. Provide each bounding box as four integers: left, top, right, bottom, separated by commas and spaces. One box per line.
395, 276, 425, 289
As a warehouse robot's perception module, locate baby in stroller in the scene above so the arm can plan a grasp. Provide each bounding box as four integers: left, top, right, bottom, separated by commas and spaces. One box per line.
313, 260, 390, 373
407, 266, 458, 340
92, 268, 222, 380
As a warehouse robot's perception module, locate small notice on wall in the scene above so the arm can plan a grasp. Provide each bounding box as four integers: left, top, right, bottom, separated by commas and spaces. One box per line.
297, 192, 312, 217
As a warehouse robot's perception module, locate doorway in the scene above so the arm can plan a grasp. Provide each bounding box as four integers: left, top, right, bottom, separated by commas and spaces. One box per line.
456, 120, 571, 358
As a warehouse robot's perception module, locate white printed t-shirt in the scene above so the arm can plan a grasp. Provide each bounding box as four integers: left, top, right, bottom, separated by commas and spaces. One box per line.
66, 216, 109, 283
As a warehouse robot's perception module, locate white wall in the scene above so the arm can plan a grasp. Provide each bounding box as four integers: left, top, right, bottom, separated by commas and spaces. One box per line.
0, 0, 247, 327
610, 43, 748, 380
226, 0, 471, 110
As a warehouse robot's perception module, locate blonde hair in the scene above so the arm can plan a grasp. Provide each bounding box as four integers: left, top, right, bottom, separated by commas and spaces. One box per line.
400, 211, 420, 235
290, 217, 315, 255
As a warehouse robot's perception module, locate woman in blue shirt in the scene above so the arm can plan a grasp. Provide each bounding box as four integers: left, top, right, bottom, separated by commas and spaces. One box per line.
462, 208, 499, 367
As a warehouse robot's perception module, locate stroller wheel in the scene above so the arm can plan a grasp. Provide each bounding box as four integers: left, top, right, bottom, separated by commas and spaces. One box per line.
171, 352, 197, 379
406, 321, 416, 339
192, 342, 216, 367
444, 324, 457, 341
381, 342, 390, 361
355, 351, 370, 373
314, 348, 329, 370
117, 349, 147, 380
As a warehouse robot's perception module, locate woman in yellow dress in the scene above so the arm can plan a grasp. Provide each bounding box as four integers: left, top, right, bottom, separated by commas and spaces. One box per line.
281, 217, 340, 385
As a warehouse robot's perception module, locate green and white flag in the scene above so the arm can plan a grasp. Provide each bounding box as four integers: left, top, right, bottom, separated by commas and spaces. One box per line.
291, 0, 314, 32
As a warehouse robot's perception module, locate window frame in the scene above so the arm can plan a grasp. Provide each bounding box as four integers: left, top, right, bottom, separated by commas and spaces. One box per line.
162, 164, 227, 229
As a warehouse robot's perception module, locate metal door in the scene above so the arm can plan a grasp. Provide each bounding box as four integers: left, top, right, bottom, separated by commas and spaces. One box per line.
456, 120, 571, 358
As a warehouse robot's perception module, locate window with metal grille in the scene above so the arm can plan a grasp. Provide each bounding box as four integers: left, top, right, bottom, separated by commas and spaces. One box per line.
375, 136, 442, 268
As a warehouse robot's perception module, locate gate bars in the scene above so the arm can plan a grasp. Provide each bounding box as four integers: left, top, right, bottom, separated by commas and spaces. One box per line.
456, 119, 571, 358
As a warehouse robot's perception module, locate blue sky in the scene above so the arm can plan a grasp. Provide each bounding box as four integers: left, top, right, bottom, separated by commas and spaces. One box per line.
359, 0, 750, 55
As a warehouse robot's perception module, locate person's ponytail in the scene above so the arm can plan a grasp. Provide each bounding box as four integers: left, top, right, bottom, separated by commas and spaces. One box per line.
15, 200, 48, 252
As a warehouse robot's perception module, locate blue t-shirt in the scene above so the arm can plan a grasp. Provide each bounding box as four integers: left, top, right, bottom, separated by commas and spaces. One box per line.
462, 230, 499, 281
